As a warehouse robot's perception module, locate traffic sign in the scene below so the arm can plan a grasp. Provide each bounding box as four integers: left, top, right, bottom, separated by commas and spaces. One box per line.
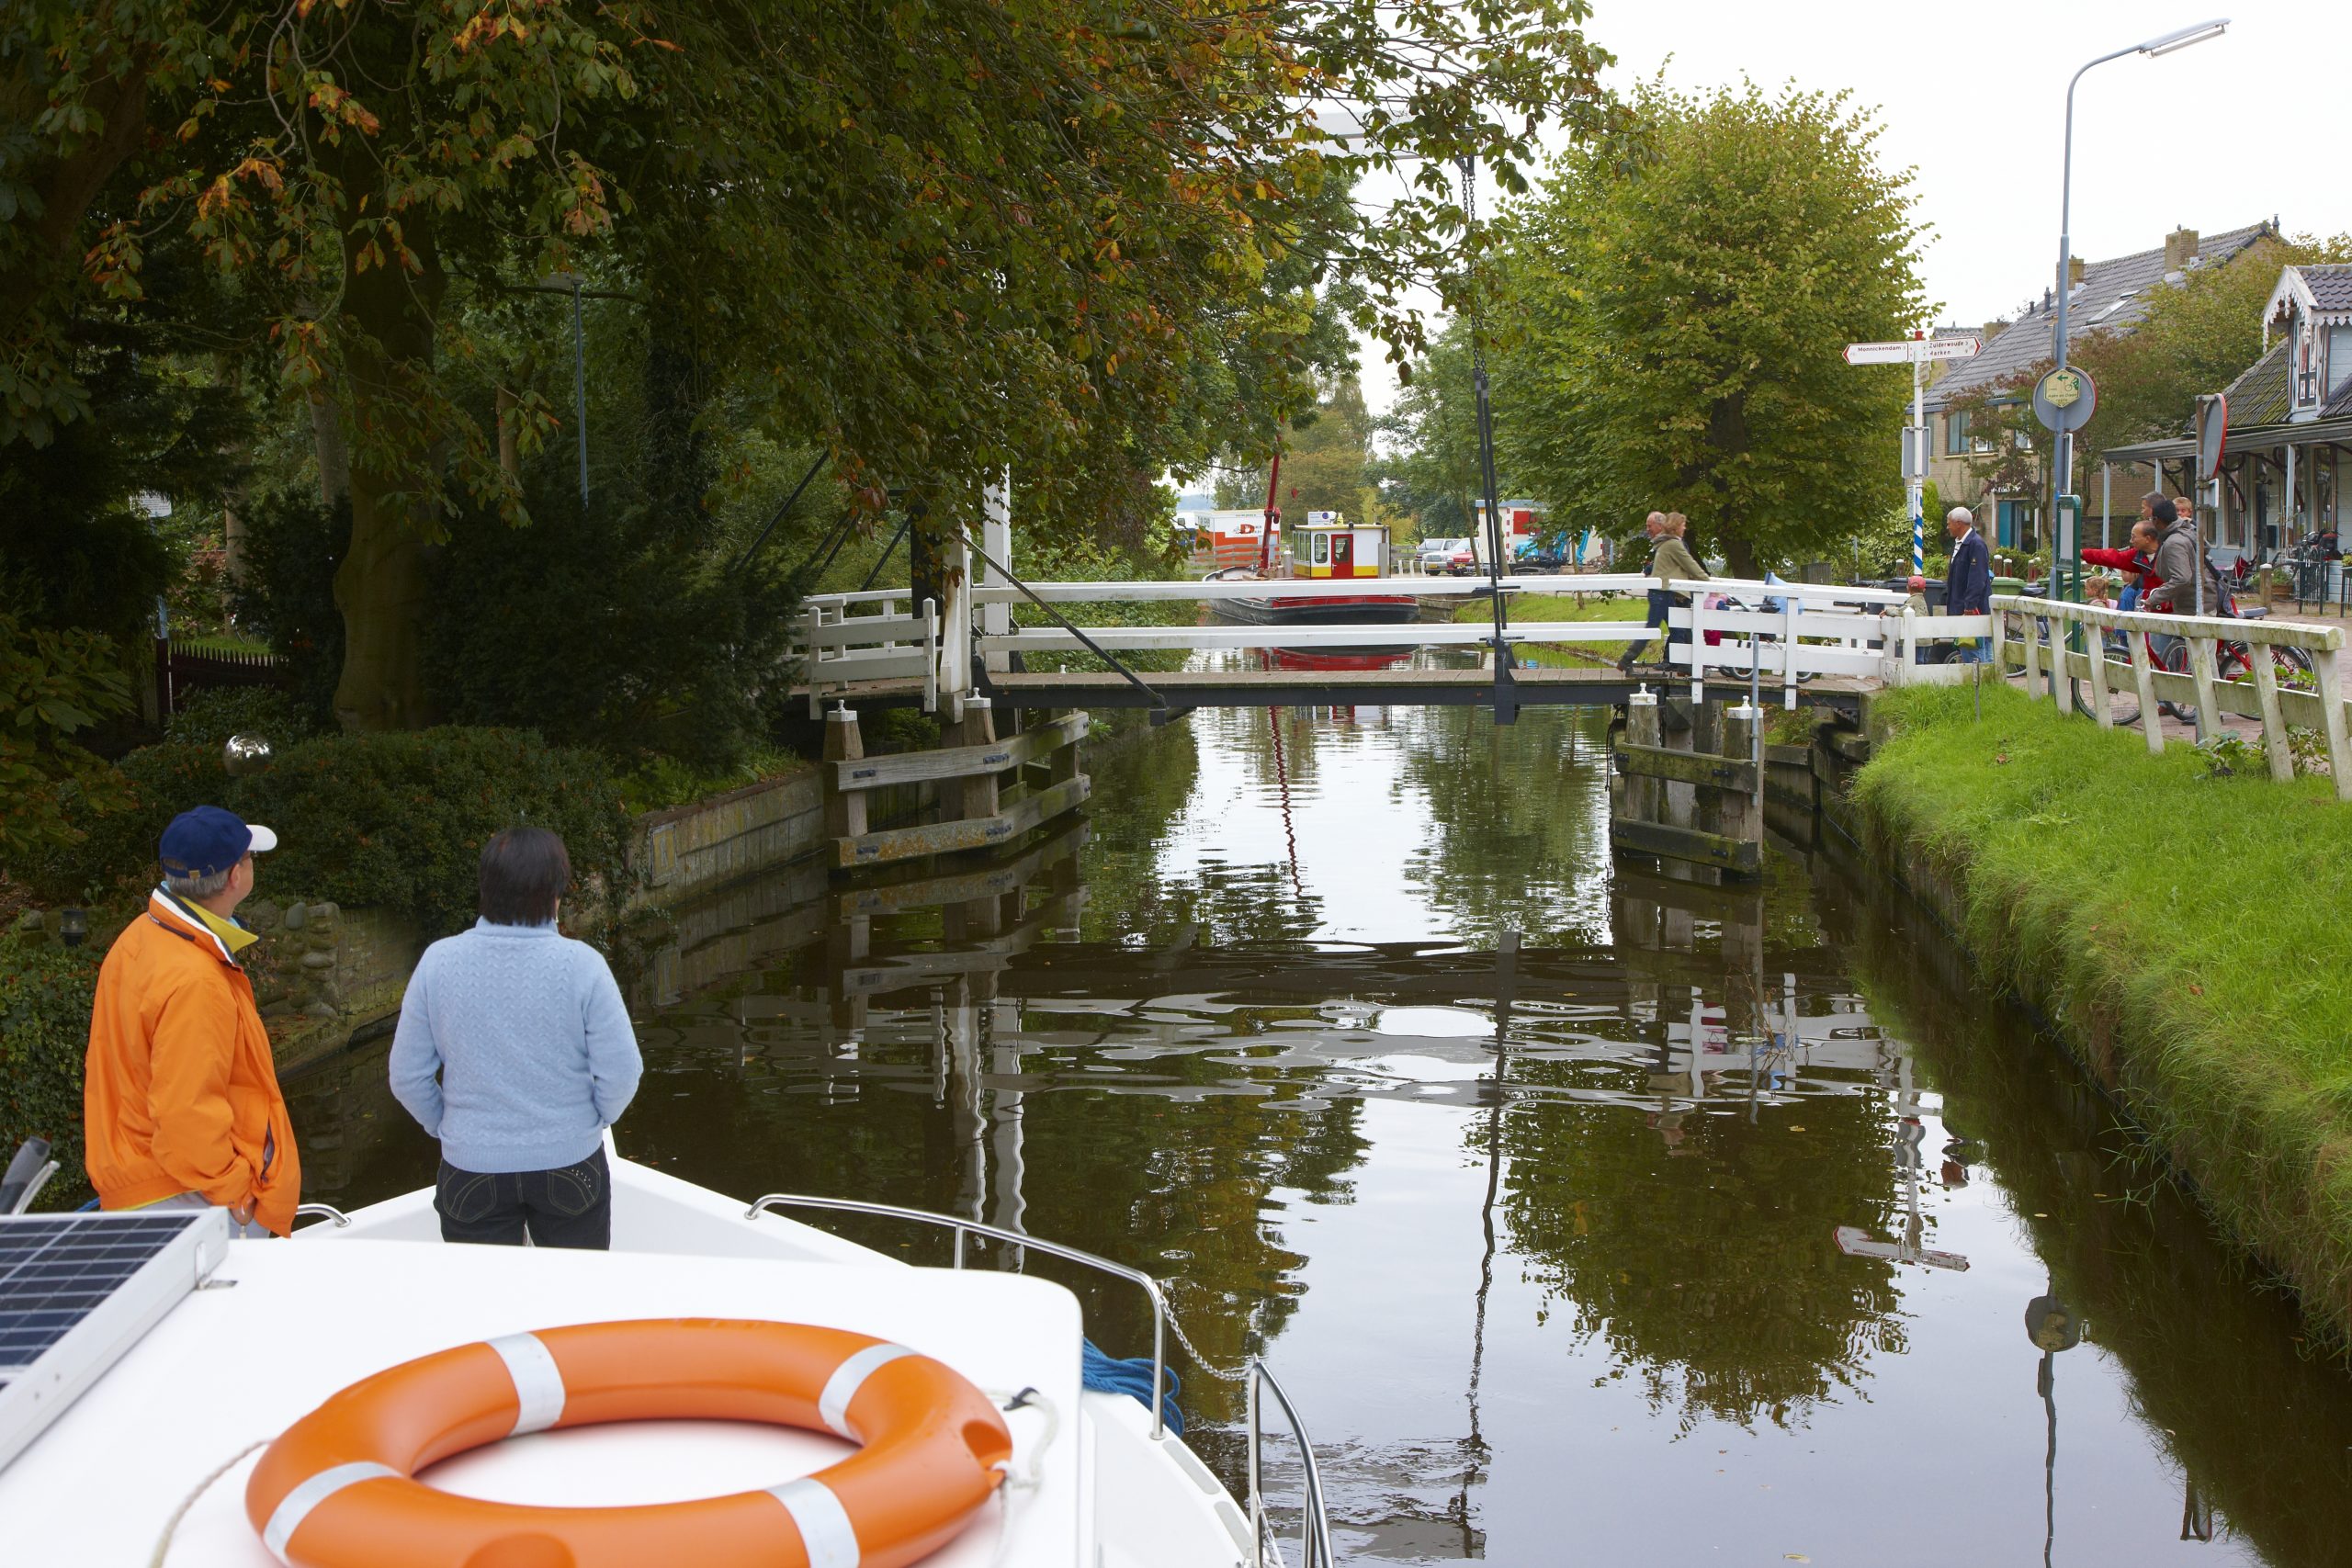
2196, 393, 2228, 478
2032, 366, 2098, 434
1843, 334, 1982, 366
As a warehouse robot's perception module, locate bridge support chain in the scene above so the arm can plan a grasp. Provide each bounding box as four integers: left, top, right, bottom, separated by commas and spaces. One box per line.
1610, 696, 1762, 879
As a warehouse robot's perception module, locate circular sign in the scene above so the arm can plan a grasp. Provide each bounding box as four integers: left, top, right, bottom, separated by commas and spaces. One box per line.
2032, 367, 2098, 434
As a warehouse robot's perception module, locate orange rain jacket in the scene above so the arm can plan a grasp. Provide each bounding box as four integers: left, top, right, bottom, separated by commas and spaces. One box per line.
84, 888, 302, 1235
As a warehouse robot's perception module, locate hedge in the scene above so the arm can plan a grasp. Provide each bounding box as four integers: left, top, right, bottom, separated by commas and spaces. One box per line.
19, 727, 633, 938
0, 935, 101, 1210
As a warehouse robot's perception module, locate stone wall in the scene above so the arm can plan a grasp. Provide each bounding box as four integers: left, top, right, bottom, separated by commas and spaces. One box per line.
630, 768, 826, 907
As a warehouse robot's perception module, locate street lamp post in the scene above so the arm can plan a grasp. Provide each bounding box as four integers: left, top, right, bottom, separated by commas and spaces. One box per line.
2050, 18, 2229, 598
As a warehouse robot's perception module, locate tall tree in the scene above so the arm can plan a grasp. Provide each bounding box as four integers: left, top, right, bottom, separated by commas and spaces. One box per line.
5, 0, 1611, 732
1498, 81, 1926, 575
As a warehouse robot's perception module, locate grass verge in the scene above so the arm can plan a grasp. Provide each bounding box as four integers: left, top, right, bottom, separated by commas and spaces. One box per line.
1455, 590, 1648, 658
1852, 681, 2352, 1344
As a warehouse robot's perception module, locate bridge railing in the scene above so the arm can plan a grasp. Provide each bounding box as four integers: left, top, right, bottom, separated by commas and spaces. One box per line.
790, 572, 1984, 711
1990, 593, 2352, 796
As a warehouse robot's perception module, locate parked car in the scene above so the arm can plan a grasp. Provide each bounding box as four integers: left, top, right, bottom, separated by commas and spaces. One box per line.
1441, 540, 1476, 575
1415, 536, 1461, 572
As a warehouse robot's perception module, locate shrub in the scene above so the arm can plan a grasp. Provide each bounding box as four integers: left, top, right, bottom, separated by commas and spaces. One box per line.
20, 728, 632, 937
0, 612, 139, 873
17, 742, 220, 905
229, 728, 633, 936
163, 685, 322, 748
0, 935, 102, 1210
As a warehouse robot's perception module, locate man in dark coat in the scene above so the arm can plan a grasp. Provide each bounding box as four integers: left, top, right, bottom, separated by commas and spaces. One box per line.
1944, 506, 1992, 662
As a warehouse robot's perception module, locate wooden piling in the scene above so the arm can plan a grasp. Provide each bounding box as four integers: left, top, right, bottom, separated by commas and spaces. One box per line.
1720, 705, 1759, 849
1625, 688, 1660, 829
823, 706, 867, 841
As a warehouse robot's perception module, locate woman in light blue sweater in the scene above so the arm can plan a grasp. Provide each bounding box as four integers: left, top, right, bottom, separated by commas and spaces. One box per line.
389, 828, 642, 1247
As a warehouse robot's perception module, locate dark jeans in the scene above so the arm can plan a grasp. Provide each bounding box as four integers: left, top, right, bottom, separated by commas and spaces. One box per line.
435, 1145, 612, 1248
1629, 589, 1691, 654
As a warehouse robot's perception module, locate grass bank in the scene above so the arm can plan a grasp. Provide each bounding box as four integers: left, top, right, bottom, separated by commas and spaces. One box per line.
1851, 682, 2352, 1344
1454, 590, 1645, 660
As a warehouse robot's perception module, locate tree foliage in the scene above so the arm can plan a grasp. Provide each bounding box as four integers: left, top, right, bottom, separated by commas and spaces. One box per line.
1495, 81, 1926, 576
4, 0, 1612, 732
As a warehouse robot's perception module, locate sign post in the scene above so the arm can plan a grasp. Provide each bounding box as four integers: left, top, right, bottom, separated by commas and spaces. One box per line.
2031, 366, 2099, 604
1845, 333, 1981, 575
2194, 394, 2228, 621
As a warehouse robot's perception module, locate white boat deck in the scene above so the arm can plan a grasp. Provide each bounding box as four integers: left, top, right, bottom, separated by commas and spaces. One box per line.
2, 1150, 1261, 1567
6, 1240, 1088, 1565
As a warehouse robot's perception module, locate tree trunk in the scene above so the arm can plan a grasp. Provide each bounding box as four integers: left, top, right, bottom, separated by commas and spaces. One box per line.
308, 381, 350, 507
326, 175, 445, 733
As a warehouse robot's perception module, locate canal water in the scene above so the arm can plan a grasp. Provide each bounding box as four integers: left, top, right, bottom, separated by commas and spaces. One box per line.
291, 699, 2352, 1566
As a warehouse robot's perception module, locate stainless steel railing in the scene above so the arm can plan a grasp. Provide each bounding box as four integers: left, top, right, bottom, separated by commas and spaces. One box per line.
743, 1192, 1172, 1437
1248, 1358, 1333, 1568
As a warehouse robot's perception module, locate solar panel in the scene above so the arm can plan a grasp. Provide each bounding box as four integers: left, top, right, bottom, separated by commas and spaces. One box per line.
0, 1210, 230, 1472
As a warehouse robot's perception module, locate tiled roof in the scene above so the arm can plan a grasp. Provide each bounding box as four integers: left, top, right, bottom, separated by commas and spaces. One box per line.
2326, 374, 2352, 421
1924, 221, 2276, 412
2303, 264, 2352, 312
2221, 338, 2291, 426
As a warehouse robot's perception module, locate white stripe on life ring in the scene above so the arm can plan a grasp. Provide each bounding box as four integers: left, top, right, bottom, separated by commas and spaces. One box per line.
487, 1331, 567, 1435
767, 1474, 862, 1568
262, 1461, 400, 1562
817, 1342, 913, 1439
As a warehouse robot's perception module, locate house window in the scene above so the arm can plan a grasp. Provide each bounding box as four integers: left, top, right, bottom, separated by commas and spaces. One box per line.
1944, 411, 1971, 456
2331, 324, 2352, 400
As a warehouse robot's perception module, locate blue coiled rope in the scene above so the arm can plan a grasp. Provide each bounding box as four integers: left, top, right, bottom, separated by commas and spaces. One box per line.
1081, 1338, 1183, 1434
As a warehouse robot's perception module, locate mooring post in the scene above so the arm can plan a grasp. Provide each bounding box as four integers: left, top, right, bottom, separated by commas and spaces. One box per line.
1625, 688, 1660, 829
1721, 705, 1760, 851
946, 696, 998, 823
823, 705, 867, 842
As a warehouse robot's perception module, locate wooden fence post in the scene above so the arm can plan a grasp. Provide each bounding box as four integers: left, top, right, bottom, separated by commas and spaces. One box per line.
2084, 608, 2114, 728
2052, 617, 2075, 716
1989, 602, 2007, 674
2315, 648, 2352, 802
2188, 636, 2221, 746
2125, 627, 2165, 755
2249, 646, 2292, 782
2021, 615, 2041, 699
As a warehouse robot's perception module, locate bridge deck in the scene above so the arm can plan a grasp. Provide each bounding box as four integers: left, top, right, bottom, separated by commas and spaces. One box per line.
796, 667, 1876, 715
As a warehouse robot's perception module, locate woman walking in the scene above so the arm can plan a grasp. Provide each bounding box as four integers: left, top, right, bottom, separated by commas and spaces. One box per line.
390, 827, 642, 1247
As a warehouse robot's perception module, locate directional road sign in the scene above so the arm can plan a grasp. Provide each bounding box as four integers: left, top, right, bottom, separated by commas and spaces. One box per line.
1842, 334, 1982, 366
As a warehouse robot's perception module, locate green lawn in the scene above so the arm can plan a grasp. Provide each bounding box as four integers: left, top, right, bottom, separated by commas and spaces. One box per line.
1855, 682, 2352, 1345
1454, 590, 1649, 657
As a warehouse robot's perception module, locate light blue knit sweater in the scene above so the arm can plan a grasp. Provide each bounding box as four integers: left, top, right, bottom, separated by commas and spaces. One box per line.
388, 919, 642, 1173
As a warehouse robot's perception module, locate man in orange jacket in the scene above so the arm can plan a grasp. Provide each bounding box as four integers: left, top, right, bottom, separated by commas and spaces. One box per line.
85, 806, 301, 1236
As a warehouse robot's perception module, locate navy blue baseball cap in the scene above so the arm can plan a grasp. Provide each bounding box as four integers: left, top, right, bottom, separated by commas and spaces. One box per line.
158, 807, 278, 879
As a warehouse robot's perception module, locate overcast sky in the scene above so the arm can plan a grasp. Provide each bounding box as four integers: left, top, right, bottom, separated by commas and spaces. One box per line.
1355, 0, 2352, 415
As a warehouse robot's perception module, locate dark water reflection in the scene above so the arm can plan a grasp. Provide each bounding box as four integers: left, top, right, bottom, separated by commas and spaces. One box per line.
290, 702, 2352, 1565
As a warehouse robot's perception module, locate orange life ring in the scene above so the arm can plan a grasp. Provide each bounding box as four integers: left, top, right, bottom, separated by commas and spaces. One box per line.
244, 1318, 1012, 1568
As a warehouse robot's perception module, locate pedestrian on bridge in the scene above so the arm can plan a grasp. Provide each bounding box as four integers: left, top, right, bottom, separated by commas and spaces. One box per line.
1617, 511, 1708, 673
1943, 507, 1992, 663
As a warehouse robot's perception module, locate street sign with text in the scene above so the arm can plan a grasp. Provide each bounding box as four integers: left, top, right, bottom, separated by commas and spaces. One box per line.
1843, 334, 1982, 366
